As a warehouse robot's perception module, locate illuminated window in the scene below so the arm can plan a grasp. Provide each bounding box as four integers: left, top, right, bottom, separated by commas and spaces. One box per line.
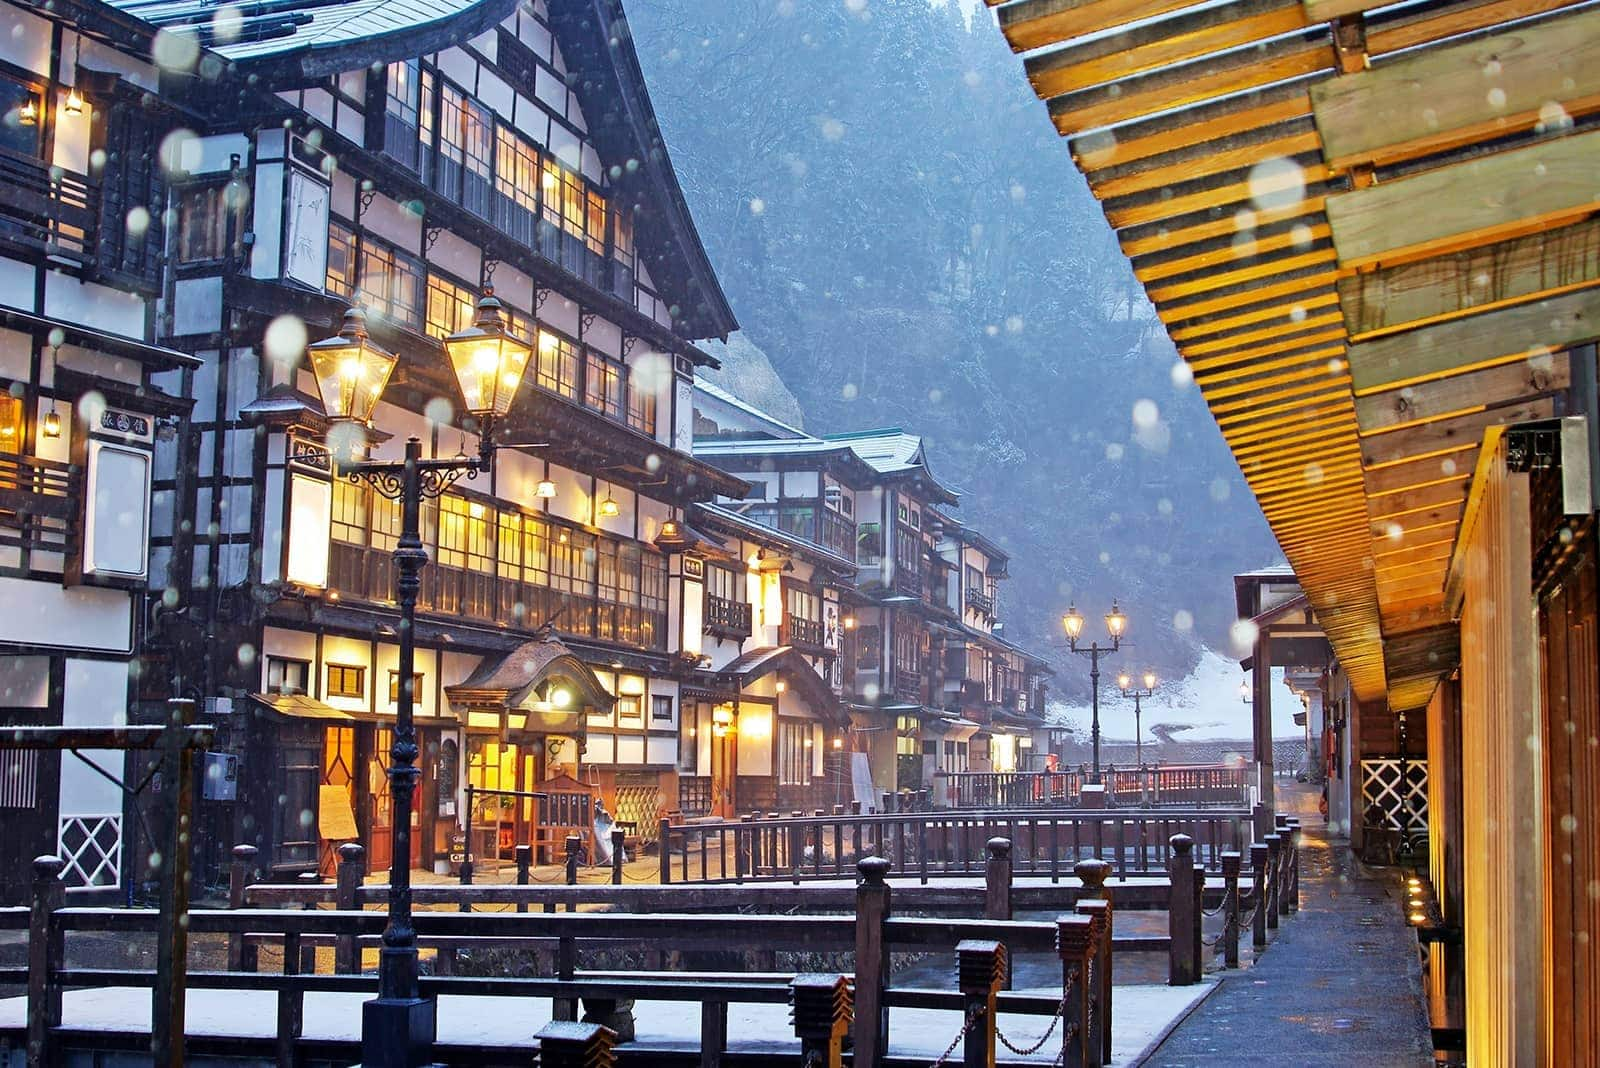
779, 719, 811, 786
357, 241, 423, 330
326, 223, 357, 298
425, 272, 476, 340
536, 330, 580, 399
326, 664, 365, 699
330, 479, 366, 545
388, 671, 424, 704
0, 394, 21, 452
0, 76, 41, 158
266, 657, 309, 696
584, 350, 625, 420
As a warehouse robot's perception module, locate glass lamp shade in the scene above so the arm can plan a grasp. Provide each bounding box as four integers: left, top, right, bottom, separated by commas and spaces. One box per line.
307, 307, 397, 426
1239, 679, 1251, 701
1105, 601, 1127, 639
443, 290, 532, 420
1061, 606, 1084, 641
1117, 673, 1131, 692
536, 479, 557, 498
1143, 671, 1157, 690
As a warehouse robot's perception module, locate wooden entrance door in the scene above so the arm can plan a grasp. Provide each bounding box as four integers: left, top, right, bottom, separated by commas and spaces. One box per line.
708, 702, 738, 818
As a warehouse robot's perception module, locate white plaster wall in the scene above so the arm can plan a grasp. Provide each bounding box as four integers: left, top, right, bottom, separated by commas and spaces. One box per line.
0, 579, 131, 652
43, 273, 145, 338
0, 257, 34, 314
59, 658, 129, 817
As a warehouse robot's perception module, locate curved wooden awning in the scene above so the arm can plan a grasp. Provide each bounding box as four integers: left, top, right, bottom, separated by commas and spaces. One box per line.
986, 0, 1597, 709
715, 646, 846, 724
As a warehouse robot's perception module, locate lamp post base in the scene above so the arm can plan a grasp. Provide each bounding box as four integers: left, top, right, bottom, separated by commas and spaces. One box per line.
361, 994, 436, 1067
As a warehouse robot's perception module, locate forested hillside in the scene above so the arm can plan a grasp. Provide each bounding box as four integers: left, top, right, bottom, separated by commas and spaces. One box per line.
629, 0, 1283, 693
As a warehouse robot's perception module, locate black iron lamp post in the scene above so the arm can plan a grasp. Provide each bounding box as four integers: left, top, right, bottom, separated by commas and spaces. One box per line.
303, 295, 533, 1067
1117, 670, 1156, 766
1060, 601, 1126, 783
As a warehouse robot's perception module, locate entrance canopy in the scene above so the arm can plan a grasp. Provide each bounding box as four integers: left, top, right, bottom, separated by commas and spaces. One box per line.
445, 632, 614, 735
714, 646, 844, 724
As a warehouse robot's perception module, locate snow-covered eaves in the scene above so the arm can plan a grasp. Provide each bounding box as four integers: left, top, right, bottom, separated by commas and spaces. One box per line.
692, 380, 809, 441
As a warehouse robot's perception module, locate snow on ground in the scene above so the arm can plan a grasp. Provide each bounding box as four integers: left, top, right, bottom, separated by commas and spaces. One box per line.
1045, 646, 1303, 744
0, 980, 1216, 1065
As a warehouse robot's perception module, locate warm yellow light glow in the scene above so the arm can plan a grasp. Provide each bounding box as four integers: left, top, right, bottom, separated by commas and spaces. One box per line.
468, 500, 486, 519
1105, 601, 1127, 639
550, 687, 572, 708
775, 679, 787, 694
1117, 673, 1131, 691
599, 493, 620, 519
307, 307, 397, 426
443, 290, 532, 420
1062, 605, 1084, 640
42, 408, 61, 438
832, 735, 844, 750
843, 615, 856, 630
18, 99, 37, 125
1143, 671, 1156, 689
64, 87, 83, 115
536, 479, 557, 499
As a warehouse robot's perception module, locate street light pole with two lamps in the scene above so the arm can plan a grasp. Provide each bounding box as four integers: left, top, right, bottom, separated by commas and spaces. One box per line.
300, 293, 536, 1068
1060, 601, 1126, 783
1116, 670, 1157, 767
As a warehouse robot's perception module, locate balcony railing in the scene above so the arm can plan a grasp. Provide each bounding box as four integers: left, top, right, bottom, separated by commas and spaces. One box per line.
893, 562, 922, 597
327, 541, 664, 650
965, 587, 995, 616
704, 593, 752, 638
783, 615, 824, 649
740, 504, 857, 563
893, 668, 923, 705
0, 154, 95, 268
0, 452, 80, 555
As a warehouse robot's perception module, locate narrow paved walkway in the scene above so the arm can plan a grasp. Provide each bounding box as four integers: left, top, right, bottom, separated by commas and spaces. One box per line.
1142, 784, 1432, 1066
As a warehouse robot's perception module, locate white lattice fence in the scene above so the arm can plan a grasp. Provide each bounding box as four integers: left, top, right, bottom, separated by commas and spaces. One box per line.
58, 814, 122, 889
1360, 758, 1428, 843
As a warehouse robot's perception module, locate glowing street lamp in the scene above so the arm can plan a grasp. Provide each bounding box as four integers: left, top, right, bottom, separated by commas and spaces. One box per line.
1119, 670, 1157, 767
1059, 599, 1126, 782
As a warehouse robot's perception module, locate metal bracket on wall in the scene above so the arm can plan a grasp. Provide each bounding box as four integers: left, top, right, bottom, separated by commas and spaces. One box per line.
424, 227, 442, 253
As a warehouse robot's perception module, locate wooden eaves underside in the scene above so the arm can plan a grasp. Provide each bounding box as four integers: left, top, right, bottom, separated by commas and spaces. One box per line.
987, 0, 1600, 711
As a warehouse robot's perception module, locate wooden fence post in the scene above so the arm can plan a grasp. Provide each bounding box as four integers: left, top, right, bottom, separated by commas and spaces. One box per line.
1075, 899, 1111, 1063
1220, 851, 1241, 968
1056, 914, 1096, 1068
791, 973, 852, 1068
611, 829, 625, 885
334, 843, 364, 974
516, 843, 532, 910
277, 923, 302, 1068
1250, 842, 1269, 949
227, 844, 258, 972
659, 817, 673, 884
853, 856, 892, 1068
1167, 834, 1199, 985
296, 872, 319, 974
1073, 858, 1112, 1063
535, 1020, 616, 1068
1285, 818, 1301, 912
26, 856, 63, 1068
984, 837, 1013, 921
565, 833, 582, 885
1264, 834, 1282, 930
958, 940, 1006, 1068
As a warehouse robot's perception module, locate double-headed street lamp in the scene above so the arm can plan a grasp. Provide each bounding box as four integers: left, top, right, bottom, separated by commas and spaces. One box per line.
1117, 670, 1156, 766
1061, 600, 1126, 782
303, 293, 534, 1067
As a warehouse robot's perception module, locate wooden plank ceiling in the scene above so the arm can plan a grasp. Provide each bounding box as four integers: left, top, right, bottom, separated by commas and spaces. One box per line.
987, 0, 1600, 710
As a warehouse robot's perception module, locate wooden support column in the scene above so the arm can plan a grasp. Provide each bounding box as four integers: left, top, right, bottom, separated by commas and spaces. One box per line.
1264, 834, 1283, 930
26, 857, 63, 1068
1253, 632, 1275, 825
334, 843, 365, 974
227, 844, 258, 972
1221, 851, 1242, 968
985, 837, 1013, 920
1167, 834, 1200, 985
853, 856, 892, 1067
1251, 842, 1270, 949
1057, 915, 1097, 1068
1074, 858, 1113, 1063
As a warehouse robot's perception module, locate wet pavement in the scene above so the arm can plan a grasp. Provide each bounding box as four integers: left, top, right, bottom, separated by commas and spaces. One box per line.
1141, 784, 1432, 1067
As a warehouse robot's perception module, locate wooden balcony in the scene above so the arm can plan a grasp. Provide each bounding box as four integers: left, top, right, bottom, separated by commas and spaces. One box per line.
965, 587, 995, 616
704, 593, 752, 639
893, 669, 923, 705
0, 154, 94, 268
0, 452, 80, 555
783, 615, 824, 649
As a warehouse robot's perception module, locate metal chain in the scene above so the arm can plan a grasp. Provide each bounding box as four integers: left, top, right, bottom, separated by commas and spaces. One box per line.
927, 1007, 980, 1068
996, 995, 1066, 1056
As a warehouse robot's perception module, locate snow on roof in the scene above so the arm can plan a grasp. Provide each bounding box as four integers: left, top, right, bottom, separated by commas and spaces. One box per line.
692, 379, 809, 440
106, 0, 513, 66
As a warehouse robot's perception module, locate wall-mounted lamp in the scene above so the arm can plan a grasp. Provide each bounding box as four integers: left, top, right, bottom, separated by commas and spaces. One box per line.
41, 344, 60, 438
536, 478, 557, 499
775, 679, 787, 694
18, 98, 37, 126
63, 87, 84, 116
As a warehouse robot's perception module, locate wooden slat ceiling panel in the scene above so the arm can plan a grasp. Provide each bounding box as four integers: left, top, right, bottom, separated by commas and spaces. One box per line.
989, 0, 1595, 707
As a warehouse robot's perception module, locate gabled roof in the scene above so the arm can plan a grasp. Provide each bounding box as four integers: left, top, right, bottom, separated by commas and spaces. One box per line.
826, 428, 960, 505
104, 0, 521, 71
105, 0, 737, 341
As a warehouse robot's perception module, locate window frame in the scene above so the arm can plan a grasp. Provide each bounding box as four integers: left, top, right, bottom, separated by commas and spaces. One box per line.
326, 663, 366, 699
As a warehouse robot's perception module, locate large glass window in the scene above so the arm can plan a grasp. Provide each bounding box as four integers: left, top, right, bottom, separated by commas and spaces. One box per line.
585, 351, 626, 421
357, 241, 423, 330
326, 222, 357, 299
536, 331, 581, 399
0, 394, 21, 453
494, 125, 540, 245
331, 479, 366, 545
384, 60, 421, 172
425, 272, 476, 340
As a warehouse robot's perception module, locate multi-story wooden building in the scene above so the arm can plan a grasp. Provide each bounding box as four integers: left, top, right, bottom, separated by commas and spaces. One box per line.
693, 382, 1051, 808
0, 0, 198, 902
78, 0, 760, 881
